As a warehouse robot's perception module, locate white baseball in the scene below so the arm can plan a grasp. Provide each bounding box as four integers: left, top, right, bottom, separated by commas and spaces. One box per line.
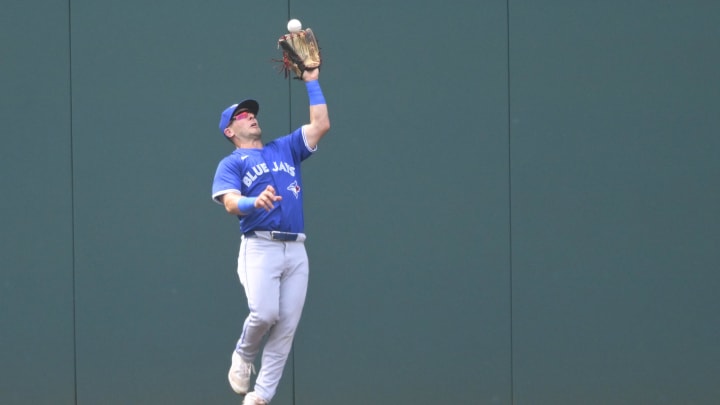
287, 19, 302, 33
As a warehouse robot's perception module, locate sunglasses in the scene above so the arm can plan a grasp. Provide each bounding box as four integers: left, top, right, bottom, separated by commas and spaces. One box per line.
232, 111, 254, 122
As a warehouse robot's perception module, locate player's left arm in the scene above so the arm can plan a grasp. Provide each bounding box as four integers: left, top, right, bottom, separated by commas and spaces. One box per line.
220, 186, 282, 215
301, 68, 330, 150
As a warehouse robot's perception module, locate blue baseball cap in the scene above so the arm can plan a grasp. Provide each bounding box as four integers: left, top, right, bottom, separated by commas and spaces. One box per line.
219, 99, 260, 133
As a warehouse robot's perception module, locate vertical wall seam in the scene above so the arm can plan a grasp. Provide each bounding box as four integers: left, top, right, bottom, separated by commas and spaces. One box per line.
506, 1, 515, 404
287, 1, 296, 403
67, 0, 78, 403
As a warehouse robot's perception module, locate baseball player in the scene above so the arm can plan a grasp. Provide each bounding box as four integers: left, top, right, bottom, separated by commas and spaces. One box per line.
211, 66, 329, 405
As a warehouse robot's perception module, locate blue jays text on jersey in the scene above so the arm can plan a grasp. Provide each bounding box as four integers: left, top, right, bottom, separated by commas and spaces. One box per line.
242, 161, 297, 187
211, 127, 316, 234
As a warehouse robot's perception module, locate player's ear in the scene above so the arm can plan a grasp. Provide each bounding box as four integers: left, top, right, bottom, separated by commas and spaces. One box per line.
223, 127, 234, 138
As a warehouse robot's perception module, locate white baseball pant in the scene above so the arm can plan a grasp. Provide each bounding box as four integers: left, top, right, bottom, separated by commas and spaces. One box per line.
235, 233, 309, 402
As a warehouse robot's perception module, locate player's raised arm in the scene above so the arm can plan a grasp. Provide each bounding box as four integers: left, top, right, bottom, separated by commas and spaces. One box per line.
277, 26, 329, 149
301, 68, 330, 149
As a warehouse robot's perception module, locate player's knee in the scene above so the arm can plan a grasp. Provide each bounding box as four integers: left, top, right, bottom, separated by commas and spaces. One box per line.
251, 308, 280, 328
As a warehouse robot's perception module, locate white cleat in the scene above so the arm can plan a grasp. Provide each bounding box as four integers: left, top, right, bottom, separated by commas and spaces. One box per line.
243, 392, 268, 405
228, 351, 255, 395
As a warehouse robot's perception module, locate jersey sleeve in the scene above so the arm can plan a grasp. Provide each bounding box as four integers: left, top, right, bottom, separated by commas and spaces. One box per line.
284, 126, 316, 163
211, 156, 242, 204
300, 125, 318, 154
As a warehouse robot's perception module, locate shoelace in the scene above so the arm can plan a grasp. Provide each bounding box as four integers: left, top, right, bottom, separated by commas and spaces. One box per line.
241, 361, 256, 377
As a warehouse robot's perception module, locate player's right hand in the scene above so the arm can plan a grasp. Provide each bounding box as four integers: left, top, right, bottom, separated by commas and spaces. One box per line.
255, 185, 282, 211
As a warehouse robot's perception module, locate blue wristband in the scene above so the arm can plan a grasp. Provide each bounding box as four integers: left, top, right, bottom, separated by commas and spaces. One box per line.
237, 197, 258, 214
306, 80, 326, 105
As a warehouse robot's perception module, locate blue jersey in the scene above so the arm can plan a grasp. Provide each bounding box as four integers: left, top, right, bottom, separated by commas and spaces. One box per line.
212, 127, 316, 233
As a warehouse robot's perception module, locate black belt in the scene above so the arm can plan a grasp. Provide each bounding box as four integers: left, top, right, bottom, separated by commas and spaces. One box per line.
244, 231, 299, 242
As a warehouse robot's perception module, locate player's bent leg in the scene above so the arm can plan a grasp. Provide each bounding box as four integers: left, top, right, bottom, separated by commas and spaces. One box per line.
232, 238, 285, 395
235, 238, 284, 359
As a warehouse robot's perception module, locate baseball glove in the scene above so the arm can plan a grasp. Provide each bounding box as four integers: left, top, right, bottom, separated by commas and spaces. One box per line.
277, 28, 321, 79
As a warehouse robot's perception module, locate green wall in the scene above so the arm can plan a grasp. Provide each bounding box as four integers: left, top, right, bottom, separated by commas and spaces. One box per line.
509, 3, 720, 403
1, 1, 718, 404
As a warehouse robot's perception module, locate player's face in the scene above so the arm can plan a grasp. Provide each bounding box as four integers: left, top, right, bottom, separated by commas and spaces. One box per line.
229, 109, 261, 137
